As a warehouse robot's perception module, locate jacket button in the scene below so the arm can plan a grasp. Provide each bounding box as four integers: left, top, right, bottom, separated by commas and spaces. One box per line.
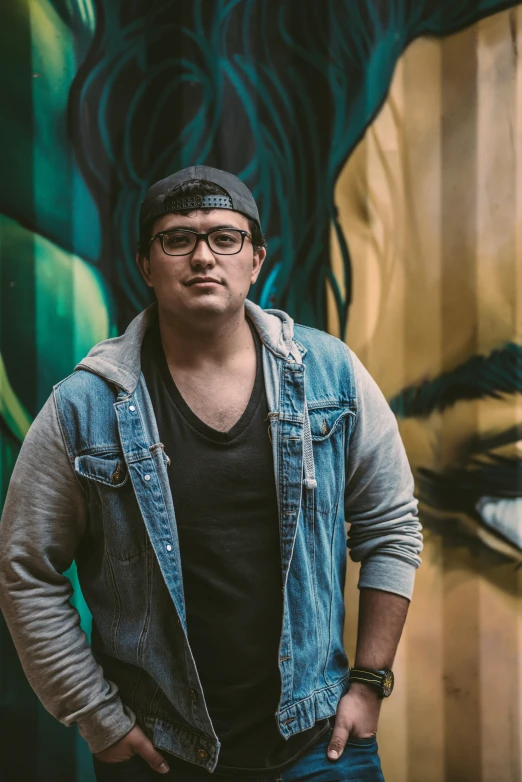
111, 463, 122, 484
190, 688, 197, 701
129, 405, 136, 412
144, 474, 151, 481
177, 617, 181, 626
197, 749, 208, 760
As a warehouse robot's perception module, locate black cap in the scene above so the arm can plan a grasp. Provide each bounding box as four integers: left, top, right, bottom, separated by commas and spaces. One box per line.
139, 165, 260, 232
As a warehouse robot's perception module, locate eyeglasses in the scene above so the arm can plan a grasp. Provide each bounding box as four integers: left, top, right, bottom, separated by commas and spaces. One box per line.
149, 228, 252, 256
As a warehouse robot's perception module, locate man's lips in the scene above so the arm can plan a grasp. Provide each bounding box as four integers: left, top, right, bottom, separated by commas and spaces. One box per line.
185, 277, 222, 286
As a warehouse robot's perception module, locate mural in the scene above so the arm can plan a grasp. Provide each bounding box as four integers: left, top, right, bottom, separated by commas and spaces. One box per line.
332, 7, 522, 564
335, 10, 522, 781
1, 1, 521, 780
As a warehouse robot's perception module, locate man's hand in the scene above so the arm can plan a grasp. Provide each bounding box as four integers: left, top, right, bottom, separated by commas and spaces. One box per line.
93, 725, 170, 773
326, 587, 410, 760
327, 684, 381, 760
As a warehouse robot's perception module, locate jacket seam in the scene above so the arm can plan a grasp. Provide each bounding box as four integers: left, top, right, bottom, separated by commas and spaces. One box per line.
341, 343, 359, 440
311, 409, 354, 442
137, 547, 154, 666
76, 444, 124, 457
276, 676, 349, 716
105, 553, 123, 660
76, 357, 136, 376
135, 710, 211, 740
140, 426, 174, 544
323, 489, 343, 685
52, 387, 88, 497
307, 399, 353, 409
147, 682, 161, 714
130, 669, 144, 715
309, 488, 321, 693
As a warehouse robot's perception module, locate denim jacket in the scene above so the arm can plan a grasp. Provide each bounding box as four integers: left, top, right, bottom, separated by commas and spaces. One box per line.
0, 300, 422, 773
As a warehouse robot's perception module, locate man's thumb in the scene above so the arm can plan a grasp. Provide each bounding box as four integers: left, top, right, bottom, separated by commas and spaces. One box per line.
136, 742, 170, 774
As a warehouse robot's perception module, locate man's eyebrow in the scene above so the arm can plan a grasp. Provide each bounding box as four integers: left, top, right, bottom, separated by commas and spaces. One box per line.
389, 342, 522, 419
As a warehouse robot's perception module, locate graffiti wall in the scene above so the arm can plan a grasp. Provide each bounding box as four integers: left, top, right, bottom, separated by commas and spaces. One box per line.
334, 10, 522, 781
1, 1, 521, 780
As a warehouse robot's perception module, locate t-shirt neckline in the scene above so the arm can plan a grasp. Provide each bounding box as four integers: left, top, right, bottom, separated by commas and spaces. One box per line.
149, 315, 264, 444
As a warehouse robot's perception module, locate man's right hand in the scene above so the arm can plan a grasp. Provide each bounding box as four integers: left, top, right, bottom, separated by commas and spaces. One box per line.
93, 725, 170, 774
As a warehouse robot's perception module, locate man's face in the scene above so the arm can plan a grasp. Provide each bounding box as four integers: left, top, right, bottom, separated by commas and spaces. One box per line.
137, 208, 266, 321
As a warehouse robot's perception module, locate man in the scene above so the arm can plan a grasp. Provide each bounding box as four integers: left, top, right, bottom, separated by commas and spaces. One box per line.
0, 166, 422, 781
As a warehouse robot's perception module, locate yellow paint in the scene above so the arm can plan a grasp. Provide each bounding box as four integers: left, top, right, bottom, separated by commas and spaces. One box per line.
0, 353, 32, 441
335, 8, 522, 781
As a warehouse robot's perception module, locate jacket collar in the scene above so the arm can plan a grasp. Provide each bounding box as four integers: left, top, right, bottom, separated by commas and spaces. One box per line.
75, 299, 298, 394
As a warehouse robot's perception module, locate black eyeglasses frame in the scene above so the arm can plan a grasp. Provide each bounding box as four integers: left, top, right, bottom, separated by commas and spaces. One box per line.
148, 227, 252, 256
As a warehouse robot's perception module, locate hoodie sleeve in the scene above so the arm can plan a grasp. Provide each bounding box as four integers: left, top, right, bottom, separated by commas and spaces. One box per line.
0, 391, 136, 753
344, 350, 423, 600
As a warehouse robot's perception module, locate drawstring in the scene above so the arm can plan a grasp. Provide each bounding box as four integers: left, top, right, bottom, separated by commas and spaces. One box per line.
302, 404, 317, 489
288, 343, 317, 491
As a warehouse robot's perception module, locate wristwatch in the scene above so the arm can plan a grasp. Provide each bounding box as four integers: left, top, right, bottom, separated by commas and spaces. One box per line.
349, 667, 394, 698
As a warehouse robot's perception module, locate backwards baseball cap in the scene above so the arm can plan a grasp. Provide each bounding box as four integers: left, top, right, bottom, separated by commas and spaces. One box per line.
139, 165, 260, 232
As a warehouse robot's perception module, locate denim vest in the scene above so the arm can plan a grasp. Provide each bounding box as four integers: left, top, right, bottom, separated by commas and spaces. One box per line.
52, 300, 359, 771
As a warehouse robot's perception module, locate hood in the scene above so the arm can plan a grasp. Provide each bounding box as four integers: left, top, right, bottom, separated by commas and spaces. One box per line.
75, 299, 298, 394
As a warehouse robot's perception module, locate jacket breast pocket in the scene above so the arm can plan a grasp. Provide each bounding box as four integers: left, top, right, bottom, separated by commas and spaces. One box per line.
307, 404, 354, 514
75, 452, 150, 560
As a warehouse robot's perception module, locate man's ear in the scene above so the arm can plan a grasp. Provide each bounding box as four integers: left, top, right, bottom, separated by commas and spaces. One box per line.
251, 246, 267, 284
136, 252, 154, 287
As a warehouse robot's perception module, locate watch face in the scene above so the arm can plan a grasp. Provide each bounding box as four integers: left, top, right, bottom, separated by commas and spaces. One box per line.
382, 670, 394, 697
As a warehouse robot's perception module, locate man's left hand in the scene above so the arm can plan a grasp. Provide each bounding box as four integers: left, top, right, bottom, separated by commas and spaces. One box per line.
327, 683, 382, 760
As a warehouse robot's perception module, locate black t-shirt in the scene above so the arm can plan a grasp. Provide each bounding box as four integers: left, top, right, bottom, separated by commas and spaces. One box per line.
140, 316, 329, 777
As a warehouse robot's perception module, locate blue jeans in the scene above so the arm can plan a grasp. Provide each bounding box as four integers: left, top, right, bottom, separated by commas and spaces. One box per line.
92, 728, 385, 782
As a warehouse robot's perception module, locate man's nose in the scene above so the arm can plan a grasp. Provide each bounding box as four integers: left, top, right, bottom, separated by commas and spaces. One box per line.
190, 236, 216, 268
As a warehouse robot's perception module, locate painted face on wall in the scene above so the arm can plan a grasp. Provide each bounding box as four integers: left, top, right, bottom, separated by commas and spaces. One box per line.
331, 11, 522, 559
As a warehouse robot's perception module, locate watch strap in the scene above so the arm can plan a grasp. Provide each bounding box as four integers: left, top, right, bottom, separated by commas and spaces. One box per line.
350, 667, 386, 684
349, 667, 394, 698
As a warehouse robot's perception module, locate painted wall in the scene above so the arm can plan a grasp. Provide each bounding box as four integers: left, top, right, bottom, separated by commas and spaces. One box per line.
334, 11, 522, 780
1, 2, 520, 780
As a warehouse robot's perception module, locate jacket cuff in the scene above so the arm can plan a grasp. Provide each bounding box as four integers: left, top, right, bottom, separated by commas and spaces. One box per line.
358, 554, 418, 601
76, 697, 137, 754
